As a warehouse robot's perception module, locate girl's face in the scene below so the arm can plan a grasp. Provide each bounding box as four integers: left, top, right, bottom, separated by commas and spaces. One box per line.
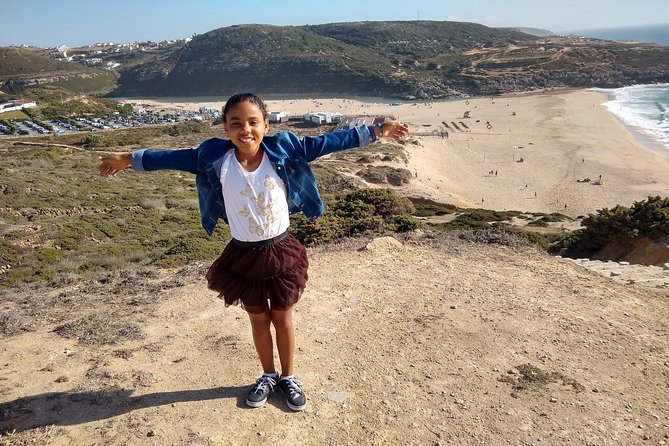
223, 100, 269, 154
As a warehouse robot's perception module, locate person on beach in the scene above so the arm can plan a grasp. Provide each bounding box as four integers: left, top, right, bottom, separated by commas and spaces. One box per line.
99, 93, 409, 412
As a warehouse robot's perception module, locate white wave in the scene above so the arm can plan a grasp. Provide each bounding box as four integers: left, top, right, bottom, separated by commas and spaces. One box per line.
601, 84, 669, 145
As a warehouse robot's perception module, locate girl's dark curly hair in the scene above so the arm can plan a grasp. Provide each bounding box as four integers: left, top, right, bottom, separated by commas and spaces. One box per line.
222, 93, 269, 123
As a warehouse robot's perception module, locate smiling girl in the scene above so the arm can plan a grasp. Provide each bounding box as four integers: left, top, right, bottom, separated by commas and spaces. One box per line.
99, 93, 409, 411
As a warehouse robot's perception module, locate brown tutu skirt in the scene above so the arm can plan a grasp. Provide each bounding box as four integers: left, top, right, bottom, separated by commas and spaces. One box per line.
206, 233, 308, 313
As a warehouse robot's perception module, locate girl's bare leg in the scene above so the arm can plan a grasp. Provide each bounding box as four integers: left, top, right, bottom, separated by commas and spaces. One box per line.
270, 307, 295, 376
247, 307, 275, 374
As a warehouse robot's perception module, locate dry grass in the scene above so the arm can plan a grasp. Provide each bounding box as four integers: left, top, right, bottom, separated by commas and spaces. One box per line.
54, 312, 144, 345
0, 425, 66, 446
0, 311, 35, 336
498, 363, 585, 395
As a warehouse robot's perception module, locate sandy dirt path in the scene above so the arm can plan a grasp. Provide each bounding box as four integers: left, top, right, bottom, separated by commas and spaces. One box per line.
2, 236, 668, 445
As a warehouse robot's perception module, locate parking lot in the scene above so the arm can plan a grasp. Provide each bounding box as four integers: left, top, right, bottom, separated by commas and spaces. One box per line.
0, 107, 217, 137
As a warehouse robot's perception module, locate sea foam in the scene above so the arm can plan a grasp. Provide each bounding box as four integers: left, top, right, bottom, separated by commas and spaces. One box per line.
601, 83, 669, 149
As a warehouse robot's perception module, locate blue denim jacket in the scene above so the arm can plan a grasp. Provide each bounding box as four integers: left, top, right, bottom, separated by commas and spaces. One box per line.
131, 125, 373, 236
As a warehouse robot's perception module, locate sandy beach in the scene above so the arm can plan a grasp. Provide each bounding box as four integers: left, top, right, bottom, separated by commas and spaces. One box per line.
132, 90, 669, 217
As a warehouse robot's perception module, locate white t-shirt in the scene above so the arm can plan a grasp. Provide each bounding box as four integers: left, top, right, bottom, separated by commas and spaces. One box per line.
221, 152, 290, 242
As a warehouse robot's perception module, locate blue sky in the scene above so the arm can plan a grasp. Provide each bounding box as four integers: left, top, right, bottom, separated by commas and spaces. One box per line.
3, 0, 669, 47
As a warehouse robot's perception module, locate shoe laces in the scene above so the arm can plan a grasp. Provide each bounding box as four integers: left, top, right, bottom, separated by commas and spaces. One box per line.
252, 375, 276, 394
281, 377, 304, 398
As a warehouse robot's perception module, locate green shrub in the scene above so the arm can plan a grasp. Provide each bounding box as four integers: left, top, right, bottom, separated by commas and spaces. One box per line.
0, 240, 19, 264
36, 247, 64, 264
155, 233, 222, 266
81, 133, 109, 148
290, 188, 420, 245
389, 215, 422, 232
165, 120, 208, 136
434, 208, 525, 231
289, 213, 345, 246
553, 196, 669, 257
412, 202, 456, 217
338, 188, 415, 217
333, 199, 376, 220
630, 195, 669, 239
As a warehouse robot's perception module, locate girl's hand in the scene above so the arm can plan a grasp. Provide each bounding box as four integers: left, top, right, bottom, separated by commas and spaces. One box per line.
99, 153, 131, 177
381, 121, 410, 140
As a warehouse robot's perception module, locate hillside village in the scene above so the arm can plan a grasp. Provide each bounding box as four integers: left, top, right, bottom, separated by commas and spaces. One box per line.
44, 38, 192, 70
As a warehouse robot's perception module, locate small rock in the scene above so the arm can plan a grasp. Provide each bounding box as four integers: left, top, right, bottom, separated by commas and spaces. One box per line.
549, 397, 558, 403
592, 388, 600, 393
449, 305, 457, 309
147, 430, 156, 437
364, 236, 403, 253
328, 391, 350, 403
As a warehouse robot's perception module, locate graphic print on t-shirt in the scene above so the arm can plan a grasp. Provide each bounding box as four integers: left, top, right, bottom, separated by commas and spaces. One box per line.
222, 152, 290, 241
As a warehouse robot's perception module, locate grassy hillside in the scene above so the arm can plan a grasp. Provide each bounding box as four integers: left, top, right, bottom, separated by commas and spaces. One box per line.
112, 22, 539, 98
0, 47, 83, 78
111, 21, 669, 99
0, 123, 565, 289
0, 47, 118, 95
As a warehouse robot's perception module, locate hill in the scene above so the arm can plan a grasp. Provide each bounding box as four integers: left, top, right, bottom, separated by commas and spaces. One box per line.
499, 27, 556, 37
0, 47, 117, 95
110, 21, 669, 99
1, 235, 668, 445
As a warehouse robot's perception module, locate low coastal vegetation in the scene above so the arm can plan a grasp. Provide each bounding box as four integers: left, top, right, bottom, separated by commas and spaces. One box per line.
0, 138, 567, 289
1, 121, 666, 289
553, 196, 669, 259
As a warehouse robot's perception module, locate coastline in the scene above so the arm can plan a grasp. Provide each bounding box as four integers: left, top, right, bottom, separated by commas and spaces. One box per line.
595, 87, 669, 159
125, 89, 669, 217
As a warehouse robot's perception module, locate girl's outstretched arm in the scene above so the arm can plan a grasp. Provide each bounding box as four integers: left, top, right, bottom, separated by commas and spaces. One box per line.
99, 147, 200, 176
294, 121, 410, 162
99, 152, 131, 177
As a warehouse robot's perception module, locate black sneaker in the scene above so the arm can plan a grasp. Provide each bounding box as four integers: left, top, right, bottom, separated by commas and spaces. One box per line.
278, 376, 307, 411
246, 374, 277, 408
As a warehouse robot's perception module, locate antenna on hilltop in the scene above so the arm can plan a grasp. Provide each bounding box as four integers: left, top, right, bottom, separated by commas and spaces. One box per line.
418, 9, 420, 20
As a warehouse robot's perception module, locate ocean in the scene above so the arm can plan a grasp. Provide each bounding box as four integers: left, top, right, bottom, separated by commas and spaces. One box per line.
570, 23, 669, 46
601, 83, 669, 151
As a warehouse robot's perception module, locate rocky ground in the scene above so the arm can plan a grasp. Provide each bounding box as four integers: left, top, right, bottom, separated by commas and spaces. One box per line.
1, 233, 668, 446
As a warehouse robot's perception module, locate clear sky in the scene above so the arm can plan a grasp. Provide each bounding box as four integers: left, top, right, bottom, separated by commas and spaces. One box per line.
3, 0, 669, 48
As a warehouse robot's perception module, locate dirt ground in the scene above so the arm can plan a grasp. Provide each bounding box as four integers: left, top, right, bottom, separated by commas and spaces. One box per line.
1, 234, 668, 446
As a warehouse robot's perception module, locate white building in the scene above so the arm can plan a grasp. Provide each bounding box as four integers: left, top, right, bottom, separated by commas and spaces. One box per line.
269, 111, 291, 123
303, 112, 342, 125
0, 100, 37, 114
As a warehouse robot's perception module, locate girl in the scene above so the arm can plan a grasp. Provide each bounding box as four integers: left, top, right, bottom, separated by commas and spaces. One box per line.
99, 93, 409, 411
